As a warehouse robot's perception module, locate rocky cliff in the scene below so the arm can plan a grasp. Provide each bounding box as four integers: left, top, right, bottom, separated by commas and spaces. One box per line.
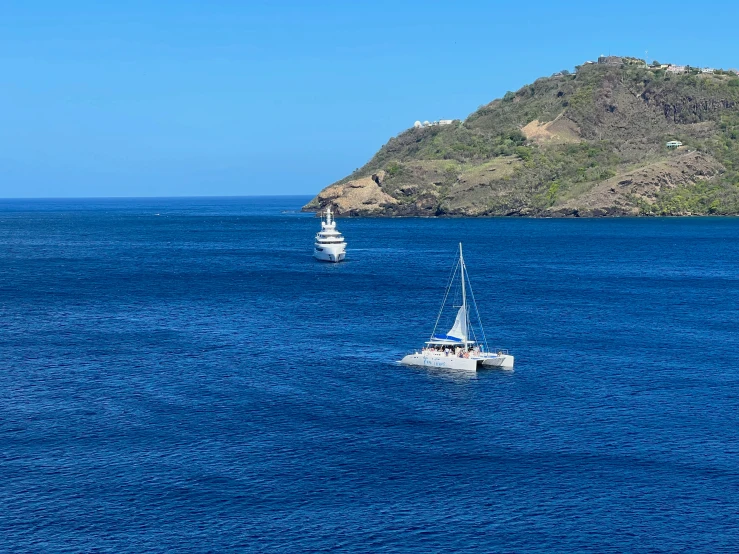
304, 61, 739, 216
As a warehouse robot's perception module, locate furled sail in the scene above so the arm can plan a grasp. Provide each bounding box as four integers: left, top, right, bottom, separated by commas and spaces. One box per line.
446, 305, 468, 342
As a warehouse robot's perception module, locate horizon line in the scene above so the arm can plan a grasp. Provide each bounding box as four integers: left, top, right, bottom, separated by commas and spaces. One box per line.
0, 194, 317, 200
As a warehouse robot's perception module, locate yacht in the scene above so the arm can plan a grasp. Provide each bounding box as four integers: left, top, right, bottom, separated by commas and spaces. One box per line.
314, 207, 347, 262
400, 243, 514, 371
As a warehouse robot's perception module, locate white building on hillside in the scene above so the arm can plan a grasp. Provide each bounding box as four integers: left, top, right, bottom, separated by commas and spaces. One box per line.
414, 119, 455, 129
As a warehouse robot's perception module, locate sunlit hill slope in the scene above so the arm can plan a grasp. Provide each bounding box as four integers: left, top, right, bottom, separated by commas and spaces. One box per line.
305, 59, 739, 216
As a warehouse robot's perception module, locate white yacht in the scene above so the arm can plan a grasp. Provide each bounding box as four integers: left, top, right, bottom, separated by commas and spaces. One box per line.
313, 207, 347, 262
400, 243, 514, 371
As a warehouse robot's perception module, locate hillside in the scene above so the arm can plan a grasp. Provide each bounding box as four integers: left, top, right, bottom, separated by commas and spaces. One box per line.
304, 60, 739, 216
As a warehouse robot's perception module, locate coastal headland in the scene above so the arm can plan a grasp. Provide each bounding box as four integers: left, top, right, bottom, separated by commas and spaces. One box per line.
304, 57, 739, 217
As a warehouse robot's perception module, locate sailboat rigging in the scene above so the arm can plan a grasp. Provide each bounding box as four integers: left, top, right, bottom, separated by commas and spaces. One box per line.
400, 243, 514, 371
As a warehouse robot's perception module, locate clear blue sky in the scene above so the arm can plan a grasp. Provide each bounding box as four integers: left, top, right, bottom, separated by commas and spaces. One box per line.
2, 1, 738, 197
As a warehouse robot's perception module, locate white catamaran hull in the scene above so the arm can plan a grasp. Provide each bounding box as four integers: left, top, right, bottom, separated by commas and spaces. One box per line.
481, 355, 515, 369
398, 243, 515, 372
400, 353, 514, 371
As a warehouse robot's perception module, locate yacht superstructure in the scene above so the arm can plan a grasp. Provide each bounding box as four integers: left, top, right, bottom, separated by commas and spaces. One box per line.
314, 207, 347, 263
400, 243, 514, 371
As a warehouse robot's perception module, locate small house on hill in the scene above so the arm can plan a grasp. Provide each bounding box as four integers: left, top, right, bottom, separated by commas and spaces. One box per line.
666, 140, 683, 149
667, 65, 687, 74
413, 119, 455, 129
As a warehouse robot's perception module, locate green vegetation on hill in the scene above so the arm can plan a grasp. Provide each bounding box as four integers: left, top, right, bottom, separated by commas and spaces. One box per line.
306, 61, 739, 216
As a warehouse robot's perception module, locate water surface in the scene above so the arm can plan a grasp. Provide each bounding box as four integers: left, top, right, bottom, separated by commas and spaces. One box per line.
1, 197, 738, 552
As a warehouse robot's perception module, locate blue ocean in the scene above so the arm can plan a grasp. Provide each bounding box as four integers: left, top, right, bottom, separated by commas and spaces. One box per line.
2, 196, 739, 552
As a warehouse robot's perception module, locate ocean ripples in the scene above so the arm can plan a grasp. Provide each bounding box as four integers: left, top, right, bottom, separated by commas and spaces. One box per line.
1, 198, 739, 552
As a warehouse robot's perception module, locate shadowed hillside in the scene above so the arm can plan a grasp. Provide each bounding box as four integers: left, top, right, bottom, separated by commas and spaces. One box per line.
305, 61, 739, 216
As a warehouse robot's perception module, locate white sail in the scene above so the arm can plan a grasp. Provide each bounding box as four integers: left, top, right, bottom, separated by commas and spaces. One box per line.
446, 305, 468, 342
399, 242, 514, 370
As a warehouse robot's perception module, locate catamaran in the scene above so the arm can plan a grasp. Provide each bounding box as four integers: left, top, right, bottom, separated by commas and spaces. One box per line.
400, 243, 514, 371
313, 207, 347, 263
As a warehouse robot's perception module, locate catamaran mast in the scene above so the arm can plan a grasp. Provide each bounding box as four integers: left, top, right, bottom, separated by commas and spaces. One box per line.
459, 243, 468, 346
